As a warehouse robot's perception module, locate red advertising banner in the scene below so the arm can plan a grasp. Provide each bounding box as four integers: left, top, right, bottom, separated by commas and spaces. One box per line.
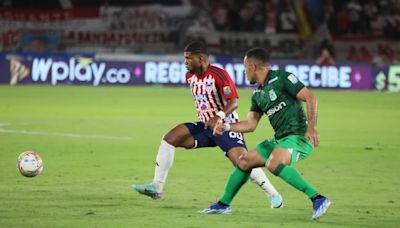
0, 8, 99, 21
0, 5, 191, 51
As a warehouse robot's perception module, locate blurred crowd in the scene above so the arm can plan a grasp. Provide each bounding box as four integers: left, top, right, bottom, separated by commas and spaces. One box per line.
192, 0, 296, 34
347, 44, 400, 66
196, 0, 400, 65
1, 0, 399, 65
191, 0, 400, 39
326, 0, 400, 38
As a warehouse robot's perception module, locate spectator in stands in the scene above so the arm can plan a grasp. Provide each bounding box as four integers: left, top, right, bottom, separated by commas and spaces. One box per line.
392, 51, 400, 64
264, 1, 278, 34
239, 2, 255, 31
370, 14, 385, 36
346, 0, 363, 34
316, 39, 335, 65
211, 2, 229, 31
336, 7, 349, 35
359, 46, 373, 62
323, 0, 337, 34
384, 44, 396, 62
372, 44, 392, 66
363, 0, 378, 34
347, 45, 360, 61
316, 48, 335, 65
227, 2, 243, 31
320, 39, 335, 58
252, 5, 265, 32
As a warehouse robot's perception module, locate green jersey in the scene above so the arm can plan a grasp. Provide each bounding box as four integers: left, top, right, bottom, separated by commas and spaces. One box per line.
250, 70, 307, 139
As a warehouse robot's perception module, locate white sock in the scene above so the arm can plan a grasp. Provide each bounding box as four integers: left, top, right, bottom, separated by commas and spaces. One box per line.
153, 139, 175, 192
250, 167, 279, 197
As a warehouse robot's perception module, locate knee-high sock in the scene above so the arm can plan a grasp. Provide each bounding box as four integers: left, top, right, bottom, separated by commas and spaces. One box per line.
219, 167, 251, 205
153, 139, 175, 192
249, 167, 279, 197
273, 164, 318, 198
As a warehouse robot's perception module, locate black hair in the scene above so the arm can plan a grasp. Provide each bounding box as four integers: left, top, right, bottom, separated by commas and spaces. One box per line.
184, 40, 208, 55
245, 47, 270, 64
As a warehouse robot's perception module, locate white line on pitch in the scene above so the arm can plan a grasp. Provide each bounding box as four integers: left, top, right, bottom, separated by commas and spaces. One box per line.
0, 128, 131, 140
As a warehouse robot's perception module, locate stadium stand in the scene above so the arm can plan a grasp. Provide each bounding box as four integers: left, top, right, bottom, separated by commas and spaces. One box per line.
0, 0, 398, 64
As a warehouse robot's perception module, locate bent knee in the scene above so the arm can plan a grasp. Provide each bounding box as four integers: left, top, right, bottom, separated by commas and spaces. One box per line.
265, 161, 277, 173
163, 125, 192, 148
163, 134, 184, 147
163, 133, 181, 147
266, 157, 282, 173
238, 157, 252, 172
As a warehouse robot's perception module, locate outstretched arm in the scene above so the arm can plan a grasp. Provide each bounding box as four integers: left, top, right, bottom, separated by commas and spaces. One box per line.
213, 111, 262, 135
296, 87, 320, 147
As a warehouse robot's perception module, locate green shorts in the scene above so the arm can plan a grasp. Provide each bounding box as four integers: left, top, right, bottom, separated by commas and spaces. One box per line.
255, 135, 314, 165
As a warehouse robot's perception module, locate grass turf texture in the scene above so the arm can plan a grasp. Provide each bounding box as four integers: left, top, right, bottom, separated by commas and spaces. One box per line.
0, 85, 399, 228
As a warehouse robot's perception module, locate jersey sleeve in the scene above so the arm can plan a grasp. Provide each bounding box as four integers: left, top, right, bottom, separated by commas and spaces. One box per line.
283, 73, 305, 97
250, 92, 263, 113
213, 68, 239, 99
185, 72, 192, 83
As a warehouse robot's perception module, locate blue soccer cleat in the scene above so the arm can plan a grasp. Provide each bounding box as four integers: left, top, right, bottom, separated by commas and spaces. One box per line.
198, 202, 232, 214
132, 183, 162, 200
312, 197, 331, 219
270, 194, 284, 208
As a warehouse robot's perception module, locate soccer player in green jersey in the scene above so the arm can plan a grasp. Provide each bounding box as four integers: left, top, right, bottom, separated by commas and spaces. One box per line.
199, 47, 331, 219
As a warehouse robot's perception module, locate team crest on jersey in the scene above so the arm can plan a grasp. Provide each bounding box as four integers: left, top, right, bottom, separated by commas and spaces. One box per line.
223, 86, 232, 96
204, 76, 215, 92
199, 102, 209, 110
288, 74, 298, 84
269, 89, 277, 101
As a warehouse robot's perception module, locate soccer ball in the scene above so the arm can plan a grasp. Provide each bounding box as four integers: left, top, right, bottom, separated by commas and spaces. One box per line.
16, 151, 43, 177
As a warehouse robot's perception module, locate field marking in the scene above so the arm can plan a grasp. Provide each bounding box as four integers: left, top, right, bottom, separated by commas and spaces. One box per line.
0, 122, 131, 140
319, 143, 398, 149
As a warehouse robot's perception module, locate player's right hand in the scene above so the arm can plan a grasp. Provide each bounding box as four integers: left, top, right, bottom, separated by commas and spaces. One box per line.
306, 127, 320, 147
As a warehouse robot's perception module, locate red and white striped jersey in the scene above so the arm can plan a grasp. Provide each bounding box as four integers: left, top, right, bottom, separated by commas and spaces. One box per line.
186, 65, 240, 123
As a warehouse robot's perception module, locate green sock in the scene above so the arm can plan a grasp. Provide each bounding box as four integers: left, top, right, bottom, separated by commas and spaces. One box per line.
218, 167, 251, 205
274, 164, 318, 198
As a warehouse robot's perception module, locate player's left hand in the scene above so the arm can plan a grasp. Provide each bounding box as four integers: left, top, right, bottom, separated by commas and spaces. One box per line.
204, 116, 221, 130
306, 127, 320, 147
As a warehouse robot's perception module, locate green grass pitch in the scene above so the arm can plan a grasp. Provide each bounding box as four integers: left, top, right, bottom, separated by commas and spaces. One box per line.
0, 85, 399, 227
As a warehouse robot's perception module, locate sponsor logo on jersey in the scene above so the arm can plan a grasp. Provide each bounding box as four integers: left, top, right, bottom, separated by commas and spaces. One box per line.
288, 74, 298, 84
195, 94, 207, 101
269, 89, 277, 101
223, 86, 232, 96
205, 83, 214, 92
266, 101, 287, 117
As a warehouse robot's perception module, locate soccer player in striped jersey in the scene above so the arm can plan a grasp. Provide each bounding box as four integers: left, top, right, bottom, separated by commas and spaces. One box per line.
200, 47, 331, 219
133, 41, 283, 209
